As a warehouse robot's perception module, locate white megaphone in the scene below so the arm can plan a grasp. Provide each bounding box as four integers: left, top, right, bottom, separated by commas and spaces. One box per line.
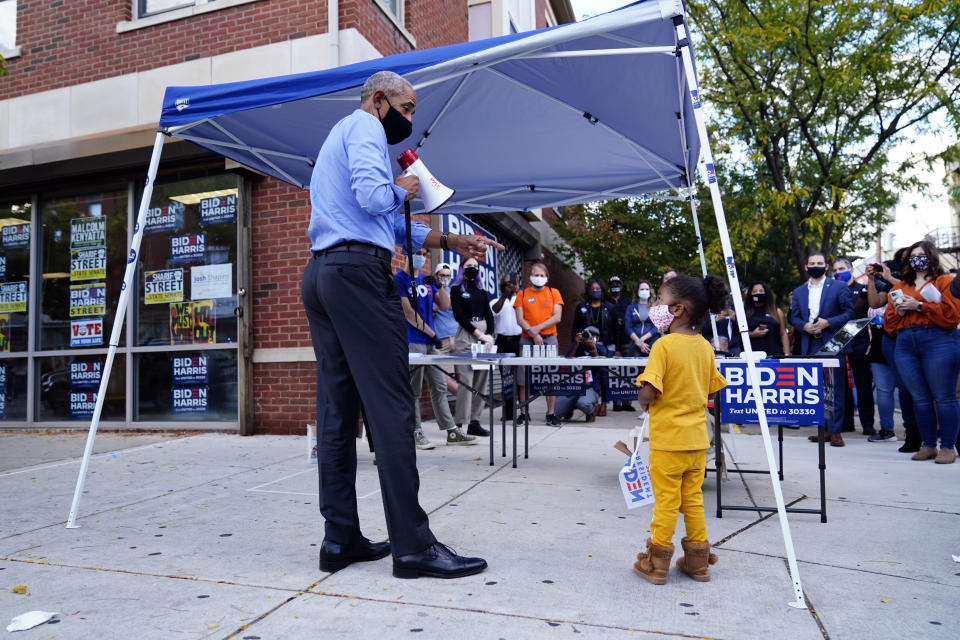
397, 149, 455, 213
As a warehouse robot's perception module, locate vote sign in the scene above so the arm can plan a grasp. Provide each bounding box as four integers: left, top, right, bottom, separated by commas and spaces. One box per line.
718, 361, 824, 426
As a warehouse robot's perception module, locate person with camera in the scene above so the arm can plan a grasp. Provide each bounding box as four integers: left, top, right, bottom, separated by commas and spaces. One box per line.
555, 326, 608, 423
397, 248, 471, 449
884, 241, 960, 464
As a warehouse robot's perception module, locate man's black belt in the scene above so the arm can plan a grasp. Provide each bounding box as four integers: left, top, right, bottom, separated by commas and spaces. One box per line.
313, 241, 391, 261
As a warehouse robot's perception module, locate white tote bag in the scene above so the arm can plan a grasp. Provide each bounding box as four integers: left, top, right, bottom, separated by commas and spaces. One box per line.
619, 415, 655, 509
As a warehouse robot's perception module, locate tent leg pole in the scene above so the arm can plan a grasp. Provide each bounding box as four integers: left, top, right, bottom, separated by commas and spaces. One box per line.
675, 20, 807, 610
66, 131, 167, 529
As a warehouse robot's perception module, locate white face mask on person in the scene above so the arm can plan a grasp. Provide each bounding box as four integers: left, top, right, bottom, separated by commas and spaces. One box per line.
412, 254, 426, 270
530, 275, 548, 287
637, 289, 651, 301
649, 304, 675, 332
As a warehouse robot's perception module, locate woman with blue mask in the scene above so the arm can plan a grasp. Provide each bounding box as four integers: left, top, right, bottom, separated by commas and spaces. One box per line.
625, 280, 660, 356
570, 279, 618, 415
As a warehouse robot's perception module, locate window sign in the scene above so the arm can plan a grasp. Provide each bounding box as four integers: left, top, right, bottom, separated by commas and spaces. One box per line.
144, 201, 183, 234
172, 354, 208, 385
169, 300, 215, 345
0, 363, 6, 418
1, 223, 29, 249
170, 233, 205, 263
0, 314, 10, 352
172, 386, 208, 414
69, 390, 97, 419
70, 360, 102, 389
0, 281, 27, 313
70, 246, 107, 281
199, 194, 237, 225
0, 255, 6, 280
191, 263, 232, 299
144, 269, 184, 304
70, 217, 106, 249
69, 283, 106, 317
70, 318, 103, 347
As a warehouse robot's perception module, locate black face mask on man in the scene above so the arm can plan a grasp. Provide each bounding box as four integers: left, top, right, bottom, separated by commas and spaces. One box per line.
806, 266, 826, 280
378, 96, 413, 145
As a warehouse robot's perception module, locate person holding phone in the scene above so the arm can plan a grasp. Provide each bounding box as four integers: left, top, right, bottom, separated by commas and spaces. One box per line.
743, 282, 789, 356
884, 241, 960, 464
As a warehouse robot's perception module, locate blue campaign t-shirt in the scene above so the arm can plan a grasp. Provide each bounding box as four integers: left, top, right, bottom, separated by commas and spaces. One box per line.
395, 271, 437, 345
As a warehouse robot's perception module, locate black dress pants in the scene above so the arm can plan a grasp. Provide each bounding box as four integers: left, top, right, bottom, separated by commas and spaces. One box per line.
302, 250, 435, 557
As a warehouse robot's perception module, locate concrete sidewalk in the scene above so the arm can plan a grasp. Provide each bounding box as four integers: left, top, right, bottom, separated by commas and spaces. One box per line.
1, 405, 958, 639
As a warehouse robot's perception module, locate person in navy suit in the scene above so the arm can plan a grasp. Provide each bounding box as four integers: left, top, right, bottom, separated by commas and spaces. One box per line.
789, 252, 855, 446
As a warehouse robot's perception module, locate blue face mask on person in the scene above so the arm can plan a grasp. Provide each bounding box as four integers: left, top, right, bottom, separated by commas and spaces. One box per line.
834, 271, 852, 283
589, 290, 603, 300
412, 254, 426, 270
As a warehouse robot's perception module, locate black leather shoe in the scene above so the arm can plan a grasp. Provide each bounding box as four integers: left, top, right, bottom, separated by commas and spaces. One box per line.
621, 403, 636, 412
393, 542, 487, 579
319, 537, 391, 573
466, 420, 490, 437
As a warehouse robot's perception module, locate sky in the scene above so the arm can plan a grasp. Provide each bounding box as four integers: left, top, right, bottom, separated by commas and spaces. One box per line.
568, 0, 958, 254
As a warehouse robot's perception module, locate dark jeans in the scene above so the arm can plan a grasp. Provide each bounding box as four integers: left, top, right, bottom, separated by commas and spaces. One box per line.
881, 335, 917, 431
894, 327, 960, 450
302, 251, 436, 556
843, 343, 875, 432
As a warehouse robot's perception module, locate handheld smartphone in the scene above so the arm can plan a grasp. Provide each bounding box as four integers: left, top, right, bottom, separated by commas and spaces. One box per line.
890, 289, 905, 305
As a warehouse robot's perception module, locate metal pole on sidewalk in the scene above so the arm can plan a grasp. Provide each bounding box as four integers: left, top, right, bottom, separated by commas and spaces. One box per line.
675, 18, 807, 609
66, 132, 167, 529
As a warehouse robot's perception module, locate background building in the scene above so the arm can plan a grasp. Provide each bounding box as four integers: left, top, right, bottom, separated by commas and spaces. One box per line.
0, 0, 580, 433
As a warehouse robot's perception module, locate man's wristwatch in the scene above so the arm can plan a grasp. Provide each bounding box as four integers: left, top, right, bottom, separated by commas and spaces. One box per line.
440, 232, 449, 252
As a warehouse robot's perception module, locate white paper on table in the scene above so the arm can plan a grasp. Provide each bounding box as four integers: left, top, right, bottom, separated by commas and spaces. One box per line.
920, 282, 942, 304
6, 611, 60, 632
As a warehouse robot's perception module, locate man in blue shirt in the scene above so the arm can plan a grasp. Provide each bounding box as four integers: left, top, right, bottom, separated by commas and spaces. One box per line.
395, 250, 476, 449
302, 71, 501, 579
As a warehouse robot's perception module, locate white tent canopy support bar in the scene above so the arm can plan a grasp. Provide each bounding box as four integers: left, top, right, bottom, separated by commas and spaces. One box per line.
675, 19, 807, 609
66, 0, 805, 606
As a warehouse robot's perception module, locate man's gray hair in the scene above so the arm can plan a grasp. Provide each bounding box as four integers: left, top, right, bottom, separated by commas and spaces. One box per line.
361, 71, 413, 103
833, 257, 853, 270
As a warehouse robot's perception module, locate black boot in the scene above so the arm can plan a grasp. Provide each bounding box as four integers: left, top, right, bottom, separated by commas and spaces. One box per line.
467, 420, 489, 437
899, 426, 921, 453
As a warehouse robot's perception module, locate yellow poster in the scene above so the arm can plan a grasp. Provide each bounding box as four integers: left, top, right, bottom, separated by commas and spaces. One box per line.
0, 314, 10, 352
70, 246, 107, 281
169, 300, 216, 345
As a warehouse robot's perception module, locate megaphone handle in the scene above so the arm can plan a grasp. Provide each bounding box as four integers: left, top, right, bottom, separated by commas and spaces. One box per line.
404, 200, 418, 317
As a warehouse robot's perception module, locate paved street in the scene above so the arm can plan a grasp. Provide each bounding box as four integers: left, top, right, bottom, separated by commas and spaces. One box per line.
1, 405, 958, 639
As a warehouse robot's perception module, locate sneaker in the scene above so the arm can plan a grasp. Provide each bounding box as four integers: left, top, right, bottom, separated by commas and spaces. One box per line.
549, 414, 562, 427
867, 430, 897, 443
466, 421, 490, 437
446, 427, 477, 446
414, 430, 436, 450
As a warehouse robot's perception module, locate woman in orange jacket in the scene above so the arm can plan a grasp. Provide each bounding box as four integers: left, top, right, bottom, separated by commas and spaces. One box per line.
884, 241, 960, 464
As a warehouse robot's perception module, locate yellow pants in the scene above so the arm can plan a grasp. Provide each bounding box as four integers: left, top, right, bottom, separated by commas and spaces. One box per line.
649, 449, 708, 546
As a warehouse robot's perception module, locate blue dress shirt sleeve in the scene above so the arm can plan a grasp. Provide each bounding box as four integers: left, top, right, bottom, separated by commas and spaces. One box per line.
344, 116, 407, 217
393, 213, 431, 254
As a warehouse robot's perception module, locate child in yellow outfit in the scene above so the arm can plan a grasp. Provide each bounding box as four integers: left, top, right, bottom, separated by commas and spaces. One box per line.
633, 274, 729, 585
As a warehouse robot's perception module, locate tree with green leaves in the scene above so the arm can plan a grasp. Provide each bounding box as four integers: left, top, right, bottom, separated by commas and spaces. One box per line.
687, 0, 960, 274
552, 195, 716, 289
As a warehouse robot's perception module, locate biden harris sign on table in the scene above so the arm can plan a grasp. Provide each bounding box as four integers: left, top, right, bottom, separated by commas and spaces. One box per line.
718, 361, 824, 426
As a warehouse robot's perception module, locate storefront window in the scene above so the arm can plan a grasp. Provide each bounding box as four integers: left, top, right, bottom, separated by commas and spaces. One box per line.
136, 350, 238, 421
137, 176, 239, 347
0, 201, 31, 353
0, 357, 27, 420
36, 355, 125, 421
38, 190, 127, 350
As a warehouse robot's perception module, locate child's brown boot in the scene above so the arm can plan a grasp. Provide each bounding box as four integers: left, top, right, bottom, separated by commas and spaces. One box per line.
633, 538, 674, 585
676, 537, 718, 582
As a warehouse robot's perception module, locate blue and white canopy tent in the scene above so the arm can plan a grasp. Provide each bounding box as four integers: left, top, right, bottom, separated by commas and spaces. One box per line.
67, 0, 808, 607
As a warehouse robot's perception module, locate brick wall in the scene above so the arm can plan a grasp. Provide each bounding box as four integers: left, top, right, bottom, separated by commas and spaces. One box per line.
3, 0, 329, 100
